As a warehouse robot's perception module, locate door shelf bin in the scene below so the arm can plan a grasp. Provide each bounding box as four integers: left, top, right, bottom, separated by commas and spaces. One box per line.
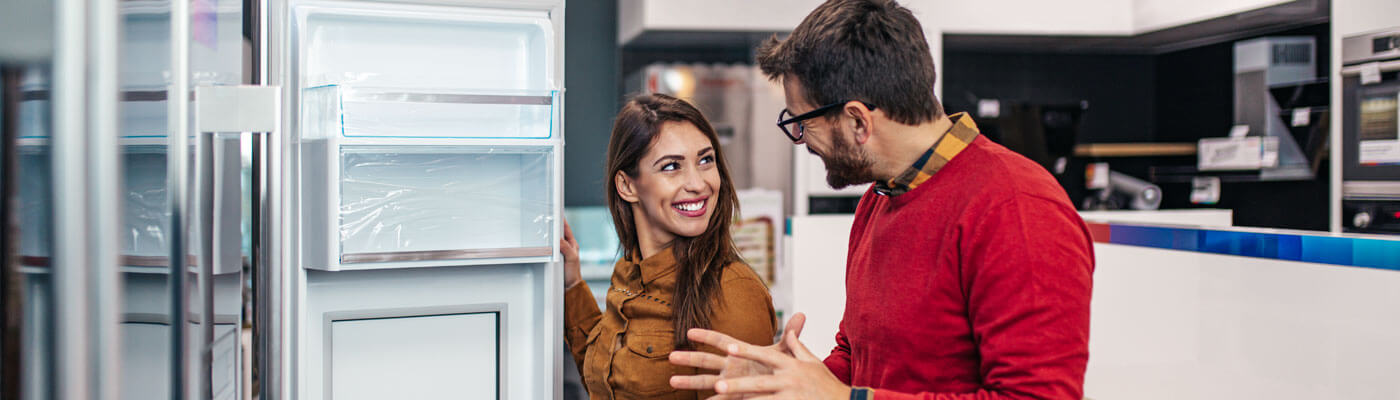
301, 144, 555, 271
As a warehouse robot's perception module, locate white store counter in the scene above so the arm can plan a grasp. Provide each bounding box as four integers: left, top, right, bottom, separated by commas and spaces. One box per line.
785, 211, 1400, 399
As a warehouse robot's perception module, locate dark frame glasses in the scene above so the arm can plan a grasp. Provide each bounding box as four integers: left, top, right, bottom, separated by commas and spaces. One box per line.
776, 100, 876, 142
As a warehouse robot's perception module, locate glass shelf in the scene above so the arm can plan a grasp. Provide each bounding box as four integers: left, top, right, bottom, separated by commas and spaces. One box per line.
303, 85, 557, 141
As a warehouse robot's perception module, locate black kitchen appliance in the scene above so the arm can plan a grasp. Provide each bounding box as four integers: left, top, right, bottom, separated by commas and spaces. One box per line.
1341, 27, 1400, 234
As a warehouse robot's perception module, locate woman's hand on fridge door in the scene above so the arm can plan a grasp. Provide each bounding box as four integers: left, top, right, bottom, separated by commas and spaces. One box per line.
562, 217, 583, 289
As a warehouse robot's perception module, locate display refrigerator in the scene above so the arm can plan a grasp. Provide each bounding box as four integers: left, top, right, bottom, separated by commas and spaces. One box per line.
0, 0, 566, 399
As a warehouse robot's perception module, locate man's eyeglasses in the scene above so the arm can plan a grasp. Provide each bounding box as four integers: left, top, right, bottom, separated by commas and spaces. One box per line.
776, 101, 876, 142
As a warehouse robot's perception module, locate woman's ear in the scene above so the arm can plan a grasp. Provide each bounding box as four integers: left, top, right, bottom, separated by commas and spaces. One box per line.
615, 171, 640, 203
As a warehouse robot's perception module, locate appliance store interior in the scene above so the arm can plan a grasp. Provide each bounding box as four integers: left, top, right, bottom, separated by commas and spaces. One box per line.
1, 0, 1398, 399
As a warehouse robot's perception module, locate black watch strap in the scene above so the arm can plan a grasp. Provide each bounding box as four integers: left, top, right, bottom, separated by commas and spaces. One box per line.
850, 387, 873, 400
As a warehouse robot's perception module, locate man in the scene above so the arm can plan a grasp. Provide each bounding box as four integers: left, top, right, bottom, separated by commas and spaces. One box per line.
668, 0, 1095, 399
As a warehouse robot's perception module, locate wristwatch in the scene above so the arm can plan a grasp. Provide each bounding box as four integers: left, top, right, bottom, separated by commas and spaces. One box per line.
850, 387, 873, 400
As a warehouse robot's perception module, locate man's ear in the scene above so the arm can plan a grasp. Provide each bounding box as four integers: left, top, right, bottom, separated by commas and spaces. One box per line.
615, 171, 640, 203
844, 101, 875, 145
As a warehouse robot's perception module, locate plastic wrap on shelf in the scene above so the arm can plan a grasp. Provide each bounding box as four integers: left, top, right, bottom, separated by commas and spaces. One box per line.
338, 146, 553, 262
303, 85, 556, 140
122, 151, 170, 257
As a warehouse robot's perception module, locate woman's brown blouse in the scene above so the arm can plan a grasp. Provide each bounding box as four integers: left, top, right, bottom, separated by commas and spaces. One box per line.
564, 249, 777, 399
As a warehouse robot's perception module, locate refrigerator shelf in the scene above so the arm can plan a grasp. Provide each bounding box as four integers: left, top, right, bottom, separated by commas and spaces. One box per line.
341, 247, 552, 264
303, 85, 558, 141
17, 88, 218, 139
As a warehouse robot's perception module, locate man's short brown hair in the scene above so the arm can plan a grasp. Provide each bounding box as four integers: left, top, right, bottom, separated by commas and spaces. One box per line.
756, 0, 943, 125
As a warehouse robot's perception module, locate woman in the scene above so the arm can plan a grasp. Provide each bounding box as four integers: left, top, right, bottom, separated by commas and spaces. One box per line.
561, 93, 777, 399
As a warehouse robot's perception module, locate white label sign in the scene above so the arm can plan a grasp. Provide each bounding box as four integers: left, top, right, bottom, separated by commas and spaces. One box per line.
1190, 176, 1221, 205
1291, 107, 1310, 127
1260, 136, 1279, 167
1228, 124, 1250, 138
1360, 62, 1382, 85
1086, 162, 1110, 190
1199, 137, 1263, 171
977, 99, 1000, 118
1360, 141, 1400, 165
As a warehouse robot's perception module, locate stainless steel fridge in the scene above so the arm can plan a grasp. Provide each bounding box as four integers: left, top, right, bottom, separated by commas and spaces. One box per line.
0, 0, 566, 398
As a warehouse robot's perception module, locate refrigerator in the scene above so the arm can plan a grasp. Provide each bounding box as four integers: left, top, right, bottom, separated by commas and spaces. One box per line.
0, 0, 566, 399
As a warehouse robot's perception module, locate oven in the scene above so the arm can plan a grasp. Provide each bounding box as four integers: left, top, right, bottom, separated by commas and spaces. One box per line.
1341, 27, 1400, 234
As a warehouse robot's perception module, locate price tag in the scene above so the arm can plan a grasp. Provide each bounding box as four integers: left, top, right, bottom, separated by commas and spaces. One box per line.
1229, 124, 1250, 138
1191, 176, 1221, 205
1361, 62, 1382, 85
977, 99, 1000, 118
1291, 107, 1310, 127
1086, 162, 1110, 189
1260, 136, 1279, 167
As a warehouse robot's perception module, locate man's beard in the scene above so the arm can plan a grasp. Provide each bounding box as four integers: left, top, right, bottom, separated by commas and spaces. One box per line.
816, 128, 877, 189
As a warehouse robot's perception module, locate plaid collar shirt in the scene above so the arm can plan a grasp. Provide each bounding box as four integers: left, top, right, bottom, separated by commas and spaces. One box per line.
873, 112, 982, 196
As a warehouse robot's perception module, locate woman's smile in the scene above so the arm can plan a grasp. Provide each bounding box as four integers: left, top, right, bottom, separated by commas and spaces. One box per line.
671, 196, 708, 217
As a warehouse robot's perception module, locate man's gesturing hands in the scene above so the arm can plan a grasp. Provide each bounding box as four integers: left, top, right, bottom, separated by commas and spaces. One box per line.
668, 313, 852, 400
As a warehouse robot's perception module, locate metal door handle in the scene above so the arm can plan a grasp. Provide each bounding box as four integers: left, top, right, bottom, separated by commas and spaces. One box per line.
194, 84, 280, 400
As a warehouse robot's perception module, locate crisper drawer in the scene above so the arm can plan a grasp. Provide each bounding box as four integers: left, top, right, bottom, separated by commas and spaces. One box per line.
301, 144, 555, 270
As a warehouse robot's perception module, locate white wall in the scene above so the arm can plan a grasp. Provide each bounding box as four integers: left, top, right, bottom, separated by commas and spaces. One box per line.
619, 0, 1309, 42
1332, 0, 1400, 36
1133, 0, 1293, 33
620, 0, 1132, 40
915, 0, 1134, 35
617, 0, 825, 44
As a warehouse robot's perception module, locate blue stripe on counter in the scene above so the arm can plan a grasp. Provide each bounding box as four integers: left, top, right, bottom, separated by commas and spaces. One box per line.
1106, 224, 1400, 271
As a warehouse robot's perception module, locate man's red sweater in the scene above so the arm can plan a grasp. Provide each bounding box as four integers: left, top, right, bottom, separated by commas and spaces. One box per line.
824, 124, 1095, 400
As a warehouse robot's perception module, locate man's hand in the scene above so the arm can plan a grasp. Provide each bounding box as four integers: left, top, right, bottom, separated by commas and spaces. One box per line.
668, 313, 808, 399
707, 326, 851, 399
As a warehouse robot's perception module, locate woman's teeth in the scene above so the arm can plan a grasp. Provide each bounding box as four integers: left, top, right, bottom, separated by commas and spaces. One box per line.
674, 201, 703, 212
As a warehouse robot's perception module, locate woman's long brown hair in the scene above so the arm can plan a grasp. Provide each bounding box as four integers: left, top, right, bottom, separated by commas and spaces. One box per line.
605, 93, 741, 349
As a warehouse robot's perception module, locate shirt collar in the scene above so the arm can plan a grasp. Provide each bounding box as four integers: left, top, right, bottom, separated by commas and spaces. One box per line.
621, 246, 678, 288
872, 112, 981, 196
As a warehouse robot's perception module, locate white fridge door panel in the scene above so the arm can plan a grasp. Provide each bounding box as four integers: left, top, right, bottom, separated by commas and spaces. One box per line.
330, 312, 500, 400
